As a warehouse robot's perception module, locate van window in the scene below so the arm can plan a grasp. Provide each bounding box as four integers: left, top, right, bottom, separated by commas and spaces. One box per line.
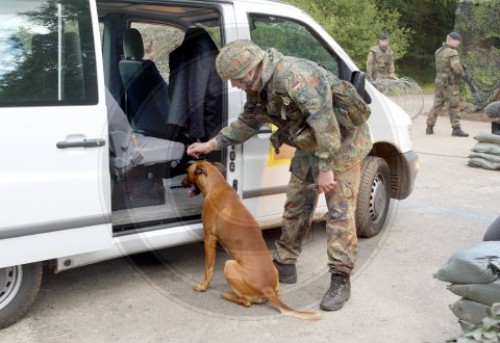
130, 22, 185, 80
249, 14, 339, 75
0, 0, 98, 107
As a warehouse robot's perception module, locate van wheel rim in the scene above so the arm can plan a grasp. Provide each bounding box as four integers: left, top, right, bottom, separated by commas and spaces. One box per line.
0, 266, 23, 311
369, 174, 387, 223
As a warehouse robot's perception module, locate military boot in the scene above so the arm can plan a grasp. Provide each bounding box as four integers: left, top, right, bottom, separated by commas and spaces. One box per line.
452, 126, 469, 137
320, 272, 351, 311
273, 260, 297, 284
426, 125, 434, 135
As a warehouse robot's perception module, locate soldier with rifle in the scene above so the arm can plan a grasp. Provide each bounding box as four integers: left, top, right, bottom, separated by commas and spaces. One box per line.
426, 32, 469, 137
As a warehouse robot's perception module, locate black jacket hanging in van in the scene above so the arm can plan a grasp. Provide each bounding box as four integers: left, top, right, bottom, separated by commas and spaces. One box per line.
168, 28, 223, 141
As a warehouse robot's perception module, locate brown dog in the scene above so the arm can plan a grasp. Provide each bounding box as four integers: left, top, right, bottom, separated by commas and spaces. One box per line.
182, 160, 320, 320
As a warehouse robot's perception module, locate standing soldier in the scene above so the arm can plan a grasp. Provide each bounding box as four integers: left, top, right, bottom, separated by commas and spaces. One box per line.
187, 39, 373, 312
426, 32, 469, 137
366, 33, 398, 81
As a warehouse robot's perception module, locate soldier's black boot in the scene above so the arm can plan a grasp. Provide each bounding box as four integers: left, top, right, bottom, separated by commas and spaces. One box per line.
320, 272, 351, 311
273, 260, 297, 284
426, 125, 434, 135
452, 126, 469, 137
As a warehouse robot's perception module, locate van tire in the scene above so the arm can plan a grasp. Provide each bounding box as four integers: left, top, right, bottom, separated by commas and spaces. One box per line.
356, 157, 391, 238
0, 263, 43, 329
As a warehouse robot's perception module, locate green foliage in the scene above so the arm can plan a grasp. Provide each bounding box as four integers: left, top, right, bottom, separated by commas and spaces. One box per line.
455, 0, 500, 103
447, 303, 500, 343
397, 63, 435, 89
287, 0, 412, 70
456, 0, 500, 41
461, 48, 500, 105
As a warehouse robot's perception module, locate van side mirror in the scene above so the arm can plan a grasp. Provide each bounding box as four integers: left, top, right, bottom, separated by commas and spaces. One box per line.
351, 71, 371, 104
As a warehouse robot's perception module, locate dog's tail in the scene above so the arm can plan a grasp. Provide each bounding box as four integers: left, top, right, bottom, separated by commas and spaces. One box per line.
266, 290, 321, 321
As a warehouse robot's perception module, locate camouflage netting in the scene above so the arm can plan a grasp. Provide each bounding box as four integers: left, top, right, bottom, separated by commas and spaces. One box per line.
455, 0, 500, 107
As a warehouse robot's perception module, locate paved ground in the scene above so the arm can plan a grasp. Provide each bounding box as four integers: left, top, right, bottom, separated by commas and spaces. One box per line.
1, 104, 499, 342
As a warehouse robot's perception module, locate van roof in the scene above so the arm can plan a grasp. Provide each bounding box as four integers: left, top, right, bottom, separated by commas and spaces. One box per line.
97, 0, 289, 5
97, 0, 295, 28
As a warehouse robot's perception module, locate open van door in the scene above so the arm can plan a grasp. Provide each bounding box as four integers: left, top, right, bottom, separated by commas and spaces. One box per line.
0, 0, 112, 269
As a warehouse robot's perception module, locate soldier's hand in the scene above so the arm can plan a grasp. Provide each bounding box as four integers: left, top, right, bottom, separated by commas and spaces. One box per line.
317, 170, 336, 193
187, 142, 212, 158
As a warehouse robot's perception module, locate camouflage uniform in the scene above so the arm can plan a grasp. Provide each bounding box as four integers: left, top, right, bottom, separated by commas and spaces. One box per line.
212, 45, 373, 274
366, 45, 396, 80
426, 43, 464, 128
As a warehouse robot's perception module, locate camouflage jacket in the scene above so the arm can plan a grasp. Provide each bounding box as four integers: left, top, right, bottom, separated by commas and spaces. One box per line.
435, 43, 464, 84
213, 48, 372, 174
366, 45, 396, 80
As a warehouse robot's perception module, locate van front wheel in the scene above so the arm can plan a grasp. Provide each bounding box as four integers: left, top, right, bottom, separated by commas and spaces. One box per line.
0, 263, 43, 329
356, 157, 391, 238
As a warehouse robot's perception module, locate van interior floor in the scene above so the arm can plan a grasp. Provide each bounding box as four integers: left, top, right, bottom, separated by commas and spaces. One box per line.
111, 174, 202, 231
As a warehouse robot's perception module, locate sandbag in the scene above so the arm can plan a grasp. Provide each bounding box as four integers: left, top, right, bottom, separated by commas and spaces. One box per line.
448, 280, 500, 306
434, 241, 500, 284
458, 319, 474, 332
468, 157, 500, 170
474, 132, 500, 145
469, 152, 500, 163
484, 216, 500, 241
449, 298, 490, 324
472, 142, 500, 156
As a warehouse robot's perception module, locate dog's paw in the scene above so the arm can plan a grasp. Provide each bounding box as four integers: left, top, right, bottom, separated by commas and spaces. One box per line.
193, 283, 208, 292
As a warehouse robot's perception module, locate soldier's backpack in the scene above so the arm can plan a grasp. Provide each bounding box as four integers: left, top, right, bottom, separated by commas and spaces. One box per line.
330, 78, 371, 131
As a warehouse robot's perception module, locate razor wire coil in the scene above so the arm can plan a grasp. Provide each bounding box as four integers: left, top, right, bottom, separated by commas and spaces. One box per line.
370, 77, 425, 120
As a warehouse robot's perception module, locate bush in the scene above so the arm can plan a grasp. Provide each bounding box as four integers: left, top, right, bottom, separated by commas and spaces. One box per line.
455, 0, 500, 104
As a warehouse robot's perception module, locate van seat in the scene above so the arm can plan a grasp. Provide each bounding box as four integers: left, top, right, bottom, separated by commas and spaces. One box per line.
119, 28, 170, 137
106, 89, 184, 176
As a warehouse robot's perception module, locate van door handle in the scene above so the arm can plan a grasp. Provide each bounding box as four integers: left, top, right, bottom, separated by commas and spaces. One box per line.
56, 138, 106, 149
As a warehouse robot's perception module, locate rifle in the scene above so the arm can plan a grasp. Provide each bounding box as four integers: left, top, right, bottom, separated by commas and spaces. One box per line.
462, 64, 486, 110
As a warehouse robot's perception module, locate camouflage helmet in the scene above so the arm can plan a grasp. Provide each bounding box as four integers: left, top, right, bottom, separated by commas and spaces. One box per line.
216, 39, 266, 81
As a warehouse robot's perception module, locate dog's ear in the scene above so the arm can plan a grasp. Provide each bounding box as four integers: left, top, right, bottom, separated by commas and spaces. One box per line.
211, 162, 226, 175
194, 163, 208, 176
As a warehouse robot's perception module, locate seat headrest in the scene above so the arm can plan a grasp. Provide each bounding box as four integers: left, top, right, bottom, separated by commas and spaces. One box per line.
123, 28, 144, 60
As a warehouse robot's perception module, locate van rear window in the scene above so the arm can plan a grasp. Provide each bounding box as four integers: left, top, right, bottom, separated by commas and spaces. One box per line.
0, 0, 98, 107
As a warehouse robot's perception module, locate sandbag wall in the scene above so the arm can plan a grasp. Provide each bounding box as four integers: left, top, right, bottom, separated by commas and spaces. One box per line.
468, 132, 500, 170
435, 242, 500, 330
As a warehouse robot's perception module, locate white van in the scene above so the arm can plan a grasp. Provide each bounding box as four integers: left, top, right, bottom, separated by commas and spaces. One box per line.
0, 0, 418, 328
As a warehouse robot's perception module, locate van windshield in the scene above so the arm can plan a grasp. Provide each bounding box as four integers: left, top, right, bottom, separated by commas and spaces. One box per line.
249, 14, 339, 75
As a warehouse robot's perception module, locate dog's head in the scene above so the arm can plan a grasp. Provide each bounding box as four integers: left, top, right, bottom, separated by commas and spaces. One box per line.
181, 160, 226, 197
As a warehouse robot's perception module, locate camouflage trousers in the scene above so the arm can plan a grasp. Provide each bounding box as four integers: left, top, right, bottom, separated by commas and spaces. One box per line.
273, 162, 361, 275
426, 80, 461, 127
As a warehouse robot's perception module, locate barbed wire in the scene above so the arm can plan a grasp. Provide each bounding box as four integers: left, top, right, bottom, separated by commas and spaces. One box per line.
371, 77, 425, 120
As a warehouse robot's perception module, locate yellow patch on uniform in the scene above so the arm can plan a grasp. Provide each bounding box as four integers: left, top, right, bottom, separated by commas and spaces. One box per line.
267, 125, 295, 166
